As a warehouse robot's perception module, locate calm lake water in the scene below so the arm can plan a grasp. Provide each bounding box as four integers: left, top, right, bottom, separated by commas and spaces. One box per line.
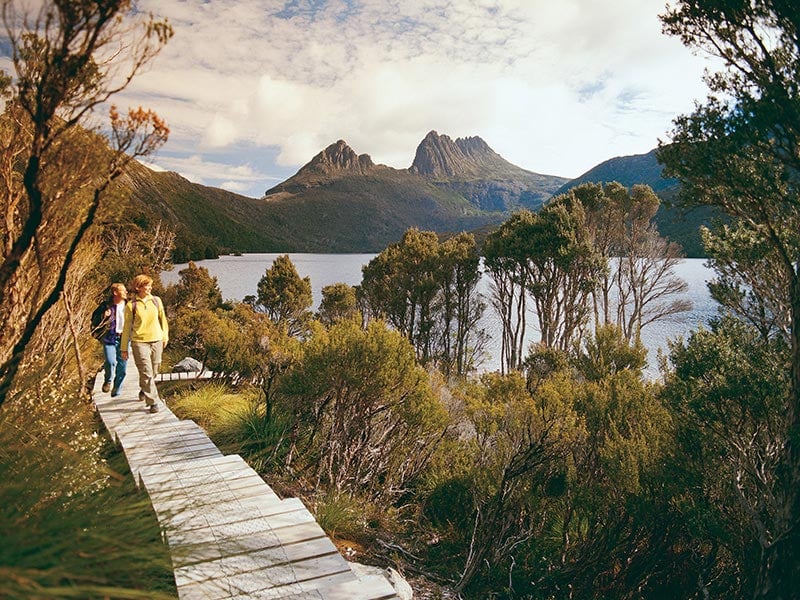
163, 254, 718, 378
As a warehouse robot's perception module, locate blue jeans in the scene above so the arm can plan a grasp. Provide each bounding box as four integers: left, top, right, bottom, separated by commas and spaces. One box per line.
103, 337, 127, 392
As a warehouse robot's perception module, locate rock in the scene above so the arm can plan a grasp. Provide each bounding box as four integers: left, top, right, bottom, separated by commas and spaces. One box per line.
299, 140, 375, 179
386, 567, 414, 600
409, 130, 506, 178
172, 357, 203, 373
350, 563, 413, 599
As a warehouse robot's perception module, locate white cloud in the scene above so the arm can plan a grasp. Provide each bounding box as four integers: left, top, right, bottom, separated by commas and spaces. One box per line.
116, 0, 712, 187
142, 153, 281, 196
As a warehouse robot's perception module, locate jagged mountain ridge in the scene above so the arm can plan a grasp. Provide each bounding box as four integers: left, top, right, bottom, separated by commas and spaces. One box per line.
267, 131, 569, 213
123, 135, 708, 259
410, 131, 512, 178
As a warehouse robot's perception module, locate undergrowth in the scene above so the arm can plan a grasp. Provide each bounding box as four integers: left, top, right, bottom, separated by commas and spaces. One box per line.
0, 372, 177, 599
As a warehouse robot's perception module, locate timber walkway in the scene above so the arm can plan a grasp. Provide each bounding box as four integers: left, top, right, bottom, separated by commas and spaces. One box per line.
92, 361, 399, 600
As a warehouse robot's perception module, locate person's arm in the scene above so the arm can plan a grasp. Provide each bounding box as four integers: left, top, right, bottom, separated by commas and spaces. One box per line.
157, 297, 169, 348
120, 301, 133, 359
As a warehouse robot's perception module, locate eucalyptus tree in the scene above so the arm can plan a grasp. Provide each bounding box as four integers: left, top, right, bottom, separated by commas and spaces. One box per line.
436, 232, 485, 377
484, 203, 604, 372
0, 0, 172, 404
256, 254, 312, 337
527, 198, 604, 351
361, 228, 484, 375
483, 211, 533, 373
658, 1, 800, 592
570, 182, 690, 342
361, 228, 439, 361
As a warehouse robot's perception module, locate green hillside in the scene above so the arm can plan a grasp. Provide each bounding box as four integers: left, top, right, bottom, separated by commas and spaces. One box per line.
122, 161, 504, 258
121, 141, 713, 259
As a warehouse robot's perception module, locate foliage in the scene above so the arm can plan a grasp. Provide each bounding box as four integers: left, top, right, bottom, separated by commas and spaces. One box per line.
317, 282, 358, 325
170, 302, 302, 430
168, 380, 292, 471
0, 375, 175, 599
314, 492, 369, 541
482, 211, 532, 373
571, 323, 647, 382
664, 316, 790, 585
453, 370, 580, 593
279, 319, 448, 504
568, 182, 690, 340
95, 220, 176, 291
484, 202, 605, 371
0, 0, 172, 404
409, 325, 682, 598
658, 0, 800, 593
484, 183, 689, 374
361, 228, 486, 377
169, 261, 223, 312
256, 254, 313, 337
702, 222, 790, 340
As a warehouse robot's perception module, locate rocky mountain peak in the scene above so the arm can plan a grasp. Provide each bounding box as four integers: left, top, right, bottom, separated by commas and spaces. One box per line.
409, 130, 505, 178
306, 139, 374, 176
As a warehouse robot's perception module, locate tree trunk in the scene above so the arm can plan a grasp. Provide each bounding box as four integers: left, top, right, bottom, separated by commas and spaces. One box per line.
754, 270, 800, 599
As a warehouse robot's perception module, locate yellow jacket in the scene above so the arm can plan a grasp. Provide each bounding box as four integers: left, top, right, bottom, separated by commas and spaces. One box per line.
121, 294, 169, 347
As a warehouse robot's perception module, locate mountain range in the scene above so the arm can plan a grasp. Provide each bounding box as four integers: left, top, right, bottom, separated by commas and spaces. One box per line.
122, 131, 707, 260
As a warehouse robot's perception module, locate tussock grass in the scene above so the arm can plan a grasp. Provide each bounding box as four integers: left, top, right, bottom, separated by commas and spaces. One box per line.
168, 382, 292, 472
0, 377, 177, 599
314, 493, 366, 540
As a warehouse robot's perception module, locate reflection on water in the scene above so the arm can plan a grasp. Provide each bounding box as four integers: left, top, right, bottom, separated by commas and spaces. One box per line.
163, 254, 718, 378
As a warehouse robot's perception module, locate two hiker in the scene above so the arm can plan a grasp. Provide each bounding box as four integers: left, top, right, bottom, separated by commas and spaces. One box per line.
93, 274, 169, 413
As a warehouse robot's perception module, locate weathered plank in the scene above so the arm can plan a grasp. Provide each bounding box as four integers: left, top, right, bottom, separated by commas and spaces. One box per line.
92, 362, 400, 600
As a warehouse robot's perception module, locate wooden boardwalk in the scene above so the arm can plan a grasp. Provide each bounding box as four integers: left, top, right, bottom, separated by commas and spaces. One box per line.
93, 362, 399, 600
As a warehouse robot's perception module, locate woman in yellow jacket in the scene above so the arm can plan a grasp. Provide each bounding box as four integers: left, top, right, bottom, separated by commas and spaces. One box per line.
121, 274, 169, 413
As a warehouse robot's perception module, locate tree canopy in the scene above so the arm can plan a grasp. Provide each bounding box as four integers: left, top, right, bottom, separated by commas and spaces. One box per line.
0, 0, 172, 404
658, 1, 800, 594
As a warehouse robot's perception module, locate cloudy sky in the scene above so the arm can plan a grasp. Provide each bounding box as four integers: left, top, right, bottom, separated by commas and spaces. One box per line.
108, 0, 712, 198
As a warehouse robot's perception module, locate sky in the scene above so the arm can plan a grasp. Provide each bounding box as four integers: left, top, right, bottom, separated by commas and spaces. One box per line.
7, 0, 716, 198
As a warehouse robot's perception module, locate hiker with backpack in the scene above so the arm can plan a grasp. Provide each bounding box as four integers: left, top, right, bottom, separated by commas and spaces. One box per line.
121, 274, 169, 413
91, 282, 128, 397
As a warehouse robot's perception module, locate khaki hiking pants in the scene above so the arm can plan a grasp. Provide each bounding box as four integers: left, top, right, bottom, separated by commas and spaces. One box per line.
131, 340, 163, 405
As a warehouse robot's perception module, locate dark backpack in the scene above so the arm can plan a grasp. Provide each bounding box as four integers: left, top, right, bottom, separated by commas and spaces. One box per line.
90, 302, 110, 340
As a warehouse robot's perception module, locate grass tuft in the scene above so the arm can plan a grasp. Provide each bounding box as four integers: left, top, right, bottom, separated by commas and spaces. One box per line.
0, 379, 177, 599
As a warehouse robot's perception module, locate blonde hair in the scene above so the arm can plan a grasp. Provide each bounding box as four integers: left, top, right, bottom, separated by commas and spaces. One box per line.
131, 274, 153, 293
110, 282, 126, 296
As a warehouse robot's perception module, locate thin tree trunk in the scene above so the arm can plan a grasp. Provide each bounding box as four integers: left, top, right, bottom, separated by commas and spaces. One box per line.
62, 290, 88, 399
755, 269, 800, 599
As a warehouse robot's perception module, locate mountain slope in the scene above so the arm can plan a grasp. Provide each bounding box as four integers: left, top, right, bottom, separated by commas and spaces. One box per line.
122, 137, 710, 258
124, 140, 503, 257
555, 149, 677, 195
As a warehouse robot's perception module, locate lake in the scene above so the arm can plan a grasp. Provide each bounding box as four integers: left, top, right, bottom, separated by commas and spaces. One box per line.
163, 254, 718, 378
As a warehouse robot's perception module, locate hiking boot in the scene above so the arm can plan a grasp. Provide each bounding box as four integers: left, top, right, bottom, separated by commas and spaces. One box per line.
102, 382, 111, 393
111, 388, 120, 397
148, 403, 159, 414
